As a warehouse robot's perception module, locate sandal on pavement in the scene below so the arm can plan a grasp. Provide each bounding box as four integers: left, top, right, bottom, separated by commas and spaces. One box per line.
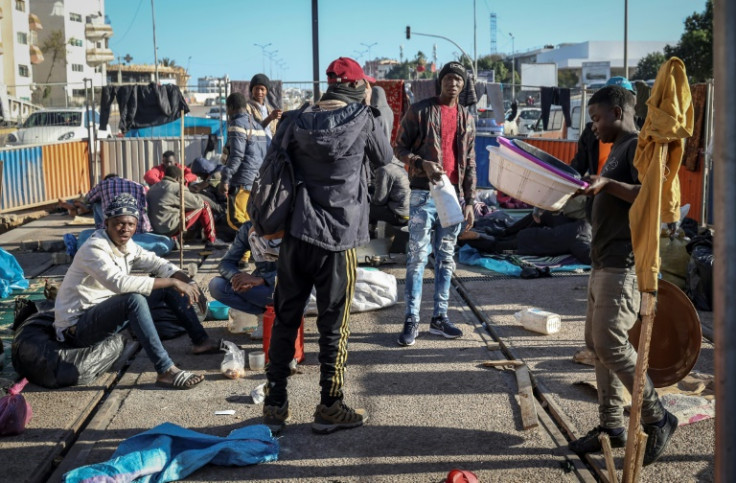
156, 370, 204, 390
192, 338, 223, 355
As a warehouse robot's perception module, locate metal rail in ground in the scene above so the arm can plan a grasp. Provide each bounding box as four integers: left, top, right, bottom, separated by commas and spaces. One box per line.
451, 275, 607, 483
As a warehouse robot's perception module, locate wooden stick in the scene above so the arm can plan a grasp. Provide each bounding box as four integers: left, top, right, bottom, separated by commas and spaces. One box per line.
179, 110, 185, 268
599, 432, 619, 483
622, 291, 657, 482
515, 364, 539, 430
632, 430, 649, 483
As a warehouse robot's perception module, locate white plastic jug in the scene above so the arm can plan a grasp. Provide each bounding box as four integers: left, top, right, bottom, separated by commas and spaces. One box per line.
430, 174, 465, 228
514, 308, 561, 335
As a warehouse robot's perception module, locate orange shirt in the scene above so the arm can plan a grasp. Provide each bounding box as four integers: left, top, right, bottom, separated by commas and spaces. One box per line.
597, 141, 613, 174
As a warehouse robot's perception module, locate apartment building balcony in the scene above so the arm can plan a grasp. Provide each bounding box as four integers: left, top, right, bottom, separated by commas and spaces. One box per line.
29, 13, 43, 31
86, 48, 114, 67
30, 45, 44, 64
85, 23, 113, 41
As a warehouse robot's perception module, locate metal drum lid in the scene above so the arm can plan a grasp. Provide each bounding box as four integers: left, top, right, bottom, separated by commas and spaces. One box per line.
628, 279, 702, 388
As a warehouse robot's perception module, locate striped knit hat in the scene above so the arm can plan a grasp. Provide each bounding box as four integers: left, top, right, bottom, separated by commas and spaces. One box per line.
104, 193, 139, 220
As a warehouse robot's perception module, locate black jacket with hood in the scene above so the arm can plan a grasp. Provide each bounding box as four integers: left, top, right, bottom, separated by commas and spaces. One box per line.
286, 100, 393, 251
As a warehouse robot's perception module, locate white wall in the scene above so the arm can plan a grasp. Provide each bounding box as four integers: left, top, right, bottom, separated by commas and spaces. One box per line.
536, 41, 673, 69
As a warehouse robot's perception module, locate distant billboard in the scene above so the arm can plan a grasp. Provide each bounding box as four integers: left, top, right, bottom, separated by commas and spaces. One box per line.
582, 61, 611, 85
520, 63, 557, 88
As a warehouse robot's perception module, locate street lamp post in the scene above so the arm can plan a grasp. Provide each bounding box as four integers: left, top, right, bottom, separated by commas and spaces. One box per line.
406, 28, 476, 81
265, 49, 279, 78
150, 0, 159, 84
361, 42, 377, 77
254, 42, 272, 73
509, 33, 515, 101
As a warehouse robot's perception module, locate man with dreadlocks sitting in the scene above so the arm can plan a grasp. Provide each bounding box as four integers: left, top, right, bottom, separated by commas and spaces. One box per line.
53, 193, 220, 389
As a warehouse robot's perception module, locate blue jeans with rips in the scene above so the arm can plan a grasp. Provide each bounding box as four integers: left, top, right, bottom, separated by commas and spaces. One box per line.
67, 288, 209, 374
209, 276, 272, 315
404, 190, 462, 320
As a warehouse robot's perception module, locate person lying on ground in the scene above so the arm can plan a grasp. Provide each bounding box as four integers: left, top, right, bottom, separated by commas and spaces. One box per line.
567, 85, 677, 465
458, 198, 591, 264
144, 150, 197, 186
146, 165, 228, 250
53, 193, 220, 390
209, 225, 279, 339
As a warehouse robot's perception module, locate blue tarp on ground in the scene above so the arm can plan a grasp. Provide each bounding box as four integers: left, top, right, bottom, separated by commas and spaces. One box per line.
63, 422, 279, 483
457, 245, 590, 277
0, 248, 29, 298
125, 117, 226, 140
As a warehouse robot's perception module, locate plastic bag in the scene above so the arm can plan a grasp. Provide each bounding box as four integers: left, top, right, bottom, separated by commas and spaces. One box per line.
0, 378, 33, 436
430, 174, 464, 228
220, 340, 245, 380
0, 248, 29, 299
685, 230, 714, 311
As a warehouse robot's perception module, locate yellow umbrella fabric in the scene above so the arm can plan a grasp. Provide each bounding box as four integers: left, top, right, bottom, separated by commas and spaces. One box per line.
629, 57, 694, 293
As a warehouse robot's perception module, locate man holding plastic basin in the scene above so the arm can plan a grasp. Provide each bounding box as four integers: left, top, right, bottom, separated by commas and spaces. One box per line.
53, 193, 219, 390
394, 61, 476, 347
568, 85, 677, 465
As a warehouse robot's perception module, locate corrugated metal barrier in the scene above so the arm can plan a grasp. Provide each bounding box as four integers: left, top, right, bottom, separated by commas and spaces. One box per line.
521, 138, 578, 164
100, 136, 208, 185
0, 141, 90, 212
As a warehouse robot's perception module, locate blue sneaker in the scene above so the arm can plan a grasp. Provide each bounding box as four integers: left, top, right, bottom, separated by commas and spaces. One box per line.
397, 316, 419, 346
429, 315, 463, 338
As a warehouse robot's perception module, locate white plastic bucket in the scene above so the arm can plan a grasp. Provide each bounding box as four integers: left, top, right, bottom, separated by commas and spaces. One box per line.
514, 308, 561, 335
430, 174, 464, 228
487, 145, 583, 211
228, 309, 259, 334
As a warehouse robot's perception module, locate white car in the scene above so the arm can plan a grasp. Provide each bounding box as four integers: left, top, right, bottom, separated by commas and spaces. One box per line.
6, 108, 111, 145
205, 106, 227, 121
503, 107, 542, 137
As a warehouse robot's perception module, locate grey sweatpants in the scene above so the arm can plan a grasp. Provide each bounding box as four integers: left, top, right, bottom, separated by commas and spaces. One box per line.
584, 267, 665, 429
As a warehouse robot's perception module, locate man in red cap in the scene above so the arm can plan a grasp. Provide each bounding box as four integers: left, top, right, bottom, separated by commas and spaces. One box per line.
261, 56, 392, 436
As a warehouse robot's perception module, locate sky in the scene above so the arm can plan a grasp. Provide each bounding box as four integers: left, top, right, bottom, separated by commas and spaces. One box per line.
104, 0, 706, 86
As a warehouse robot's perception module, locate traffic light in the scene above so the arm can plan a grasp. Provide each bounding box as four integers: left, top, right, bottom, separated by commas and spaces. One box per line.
406, 26, 411, 40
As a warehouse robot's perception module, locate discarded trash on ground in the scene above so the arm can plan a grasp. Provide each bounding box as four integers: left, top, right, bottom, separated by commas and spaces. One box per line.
220, 340, 246, 379
514, 308, 561, 334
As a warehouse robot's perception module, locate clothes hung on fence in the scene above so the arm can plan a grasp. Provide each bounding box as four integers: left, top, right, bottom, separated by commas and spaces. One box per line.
100, 83, 190, 133
540, 87, 572, 130
682, 83, 709, 172
229, 80, 283, 109
485, 83, 505, 124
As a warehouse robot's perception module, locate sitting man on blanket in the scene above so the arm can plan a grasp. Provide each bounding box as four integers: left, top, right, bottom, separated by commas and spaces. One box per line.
53, 193, 220, 390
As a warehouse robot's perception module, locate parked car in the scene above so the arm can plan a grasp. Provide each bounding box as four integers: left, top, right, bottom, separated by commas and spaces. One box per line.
503, 107, 541, 137
6, 108, 110, 145
205, 106, 227, 121
475, 108, 504, 135
527, 105, 566, 139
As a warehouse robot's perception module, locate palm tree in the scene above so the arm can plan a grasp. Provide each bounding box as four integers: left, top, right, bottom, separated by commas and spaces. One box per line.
160, 57, 177, 68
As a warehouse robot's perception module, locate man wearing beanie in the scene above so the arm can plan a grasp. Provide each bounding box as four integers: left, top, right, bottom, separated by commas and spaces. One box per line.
53, 193, 220, 390
245, 73, 282, 145
261, 56, 392, 435
394, 61, 476, 347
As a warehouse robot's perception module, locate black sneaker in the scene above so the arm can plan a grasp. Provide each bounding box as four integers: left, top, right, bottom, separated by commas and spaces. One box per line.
643, 410, 678, 466
569, 426, 627, 454
312, 400, 368, 434
429, 315, 463, 338
397, 316, 419, 346
205, 238, 229, 250
263, 401, 289, 435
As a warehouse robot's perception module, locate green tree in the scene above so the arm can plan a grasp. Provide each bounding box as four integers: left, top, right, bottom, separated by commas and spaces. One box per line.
558, 69, 579, 88
664, 0, 712, 82
635, 52, 667, 80
40, 30, 67, 85
160, 57, 177, 68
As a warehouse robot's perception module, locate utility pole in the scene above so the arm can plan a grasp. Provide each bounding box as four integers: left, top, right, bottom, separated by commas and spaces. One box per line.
150, 0, 159, 84
509, 33, 515, 100
624, 0, 629, 78
473, 0, 477, 81
312, 0, 320, 102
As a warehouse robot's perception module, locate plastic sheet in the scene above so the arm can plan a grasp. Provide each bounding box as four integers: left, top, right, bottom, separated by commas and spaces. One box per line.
0, 248, 29, 298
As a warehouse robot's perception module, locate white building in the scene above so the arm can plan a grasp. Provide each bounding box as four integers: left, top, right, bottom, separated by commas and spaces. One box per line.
198, 76, 227, 94
31, 0, 112, 106
0, 0, 40, 101
511, 40, 673, 85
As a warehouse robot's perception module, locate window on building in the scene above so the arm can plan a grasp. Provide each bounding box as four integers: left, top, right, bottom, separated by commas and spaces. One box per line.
71, 64, 84, 72
15, 0, 25, 12
70, 38, 83, 47
69, 12, 82, 22
18, 65, 29, 77
72, 89, 86, 99
16, 32, 27, 45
